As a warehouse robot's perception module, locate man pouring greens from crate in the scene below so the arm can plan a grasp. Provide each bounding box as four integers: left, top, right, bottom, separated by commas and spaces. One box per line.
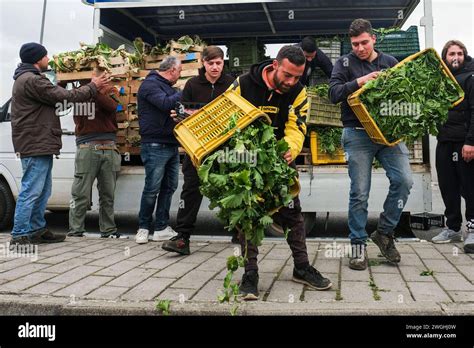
329, 19, 414, 271
229, 45, 333, 300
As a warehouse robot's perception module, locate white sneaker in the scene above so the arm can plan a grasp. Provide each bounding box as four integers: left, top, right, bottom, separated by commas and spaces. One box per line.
153, 226, 178, 242
431, 228, 462, 244
135, 229, 149, 244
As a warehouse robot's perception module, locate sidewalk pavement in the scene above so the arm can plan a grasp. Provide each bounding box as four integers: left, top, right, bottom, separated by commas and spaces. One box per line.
0, 232, 473, 316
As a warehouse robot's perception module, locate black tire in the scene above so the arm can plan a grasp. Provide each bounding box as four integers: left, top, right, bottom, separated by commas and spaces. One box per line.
0, 179, 15, 231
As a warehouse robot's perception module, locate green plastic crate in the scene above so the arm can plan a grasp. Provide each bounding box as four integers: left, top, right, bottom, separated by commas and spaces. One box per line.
342, 26, 420, 61
227, 40, 259, 68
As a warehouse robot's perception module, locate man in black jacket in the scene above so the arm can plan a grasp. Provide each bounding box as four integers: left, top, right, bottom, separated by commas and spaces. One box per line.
432, 40, 474, 253
161, 46, 235, 255
228, 46, 332, 300
329, 19, 413, 270
135, 57, 182, 244
296, 36, 333, 86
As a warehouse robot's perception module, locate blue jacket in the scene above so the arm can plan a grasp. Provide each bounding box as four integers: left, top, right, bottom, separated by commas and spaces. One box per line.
137, 70, 182, 144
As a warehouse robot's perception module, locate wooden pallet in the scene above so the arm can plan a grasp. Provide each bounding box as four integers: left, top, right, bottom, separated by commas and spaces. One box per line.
170, 41, 204, 53
116, 112, 128, 122
118, 145, 141, 156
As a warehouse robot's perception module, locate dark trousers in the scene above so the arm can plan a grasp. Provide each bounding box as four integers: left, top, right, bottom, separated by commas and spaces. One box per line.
175, 155, 204, 237
239, 163, 309, 272
436, 141, 474, 231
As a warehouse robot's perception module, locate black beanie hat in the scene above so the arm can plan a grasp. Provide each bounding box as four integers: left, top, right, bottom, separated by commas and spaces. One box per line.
20, 42, 48, 64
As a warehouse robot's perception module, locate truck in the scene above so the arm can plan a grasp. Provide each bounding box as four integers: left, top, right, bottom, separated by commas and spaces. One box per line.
0, 0, 435, 236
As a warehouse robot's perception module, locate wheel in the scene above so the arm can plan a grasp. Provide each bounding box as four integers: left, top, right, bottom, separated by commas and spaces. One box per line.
48, 209, 69, 214
0, 180, 15, 231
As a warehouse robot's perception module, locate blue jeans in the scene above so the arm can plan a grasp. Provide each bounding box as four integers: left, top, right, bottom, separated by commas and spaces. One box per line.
342, 128, 413, 245
138, 143, 179, 231
12, 155, 53, 237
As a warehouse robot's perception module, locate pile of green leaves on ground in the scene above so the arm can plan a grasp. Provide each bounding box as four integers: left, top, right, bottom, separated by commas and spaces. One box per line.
197, 118, 297, 247
359, 49, 463, 143
313, 126, 343, 157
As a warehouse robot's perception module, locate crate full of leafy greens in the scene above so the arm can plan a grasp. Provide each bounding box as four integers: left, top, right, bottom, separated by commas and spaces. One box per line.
348, 48, 464, 146
307, 84, 342, 127
310, 127, 346, 165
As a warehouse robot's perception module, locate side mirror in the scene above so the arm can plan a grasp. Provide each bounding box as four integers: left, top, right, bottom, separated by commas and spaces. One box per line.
1, 100, 12, 122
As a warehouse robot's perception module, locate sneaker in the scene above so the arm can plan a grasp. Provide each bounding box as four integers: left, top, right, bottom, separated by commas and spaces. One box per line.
30, 228, 66, 244
463, 221, 474, 253
9, 235, 32, 250
100, 232, 123, 239
370, 231, 401, 263
153, 226, 178, 242
349, 244, 368, 271
239, 270, 259, 301
67, 231, 84, 237
135, 229, 149, 244
431, 228, 462, 244
161, 234, 190, 255
292, 265, 332, 290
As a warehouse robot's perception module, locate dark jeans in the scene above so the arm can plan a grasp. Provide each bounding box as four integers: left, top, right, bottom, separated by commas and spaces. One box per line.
239, 162, 309, 272
175, 155, 203, 238
138, 143, 179, 231
436, 141, 474, 231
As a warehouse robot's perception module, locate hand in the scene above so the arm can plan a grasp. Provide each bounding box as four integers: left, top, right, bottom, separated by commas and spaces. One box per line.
170, 109, 180, 123
91, 73, 110, 90
462, 144, 474, 162
283, 150, 293, 164
357, 71, 380, 87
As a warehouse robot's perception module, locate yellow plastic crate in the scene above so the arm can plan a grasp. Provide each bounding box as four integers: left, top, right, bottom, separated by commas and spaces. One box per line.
348, 48, 465, 146
310, 131, 346, 165
174, 90, 272, 167
307, 92, 342, 127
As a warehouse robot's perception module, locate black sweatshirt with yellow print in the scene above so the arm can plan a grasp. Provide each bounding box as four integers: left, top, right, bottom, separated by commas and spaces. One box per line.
228, 60, 308, 160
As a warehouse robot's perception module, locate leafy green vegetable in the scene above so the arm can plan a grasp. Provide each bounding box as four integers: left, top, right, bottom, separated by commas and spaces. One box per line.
307, 84, 330, 99
420, 270, 434, 276
314, 126, 343, 157
198, 119, 297, 247
359, 50, 463, 143
155, 299, 171, 315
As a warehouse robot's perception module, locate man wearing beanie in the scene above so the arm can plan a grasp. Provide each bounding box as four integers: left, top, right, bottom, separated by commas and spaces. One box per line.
10, 42, 109, 249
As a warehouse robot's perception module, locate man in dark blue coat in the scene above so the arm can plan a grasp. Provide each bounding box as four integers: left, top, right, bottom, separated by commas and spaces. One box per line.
135, 56, 182, 244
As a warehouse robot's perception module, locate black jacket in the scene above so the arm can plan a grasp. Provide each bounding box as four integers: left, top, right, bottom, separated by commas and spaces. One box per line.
137, 70, 182, 145
437, 57, 474, 145
329, 50, 398, 128
182, 67, 235, 106
295, 43, 333, 86
229, 60, 308, 160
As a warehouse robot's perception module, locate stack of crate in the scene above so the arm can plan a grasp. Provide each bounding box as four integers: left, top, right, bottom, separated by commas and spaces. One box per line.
55, 56, 130, 82
144, 41, 203, 89
113, 42, 204, 156
111, 77, 141, 156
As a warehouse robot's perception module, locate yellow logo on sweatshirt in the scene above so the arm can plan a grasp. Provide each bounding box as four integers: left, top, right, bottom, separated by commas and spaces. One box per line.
259, 106, 279, 114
